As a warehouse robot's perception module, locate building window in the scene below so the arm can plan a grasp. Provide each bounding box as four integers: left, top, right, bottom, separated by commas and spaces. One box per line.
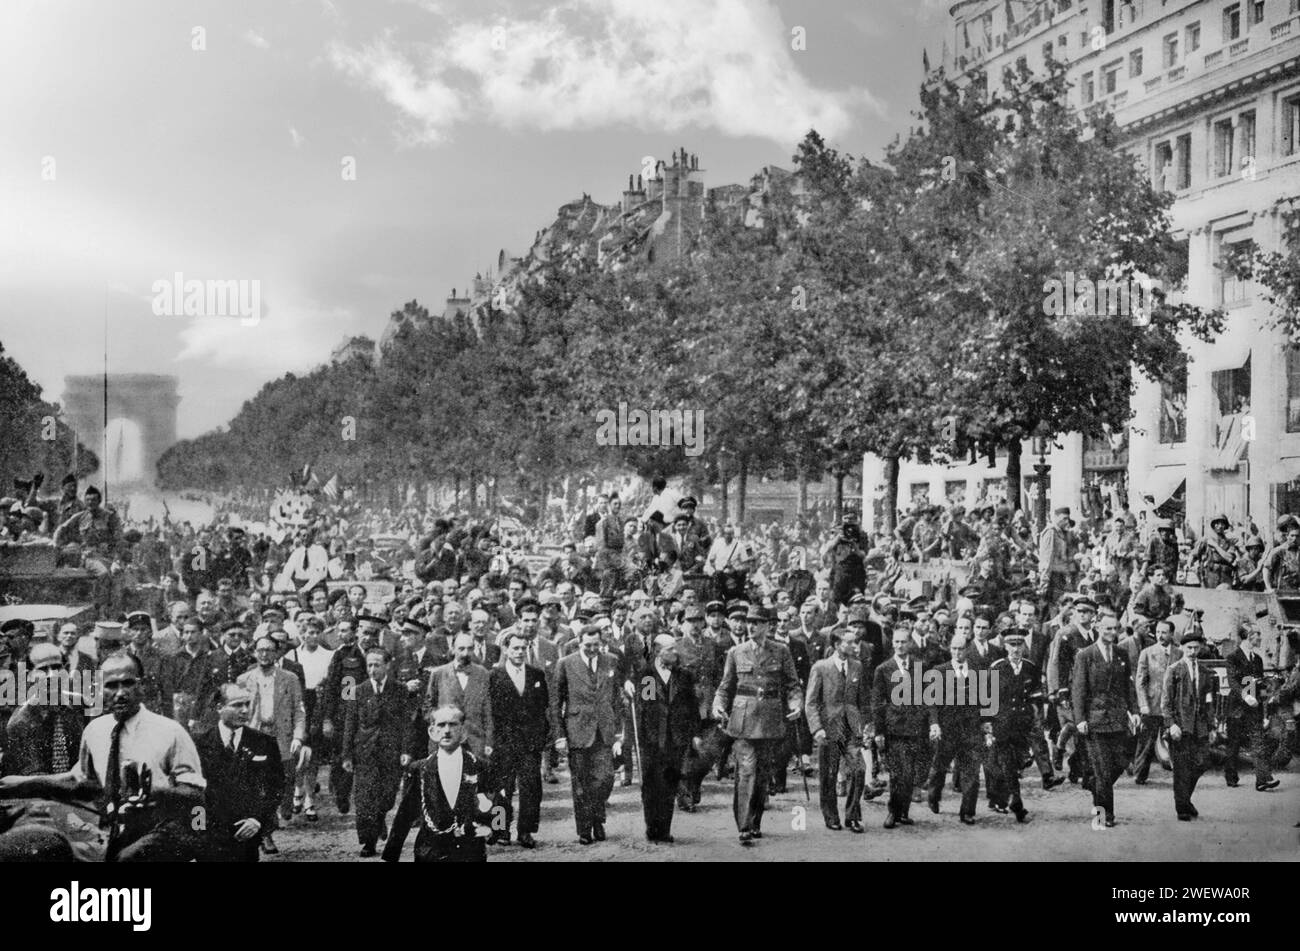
1284, 93, 1300, 156
1154, 140, 1174, 189
1160, 364, 1188, 445
1186, 22, 1202, 51
1016, 55, 1028, 73
1043, 41, 1054, 62
1163, 33, 1179, 68
1103, 61, 1121, 94
910, 483, 931, 507
1211, 357, 1252, 449
1217, 230, 1254, 305
1058, 34, 1068, 47
1175, 132, 1192, 189
1058, 0, 1072, 10
1214, 117, 1235, 177
1130, 48, 1144, 77
1103, 0, 1118, 32
945, 481, 968, 504
1224, 3, 1242, 41
1287, 346, 1300, 432
1082, 72, 1095, 103
1240, 110, 1256, 167
1248, 0, 1265, 26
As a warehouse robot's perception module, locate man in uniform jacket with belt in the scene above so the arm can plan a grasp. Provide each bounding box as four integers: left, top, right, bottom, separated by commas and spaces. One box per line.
712, 605, 802, 846
1072, 609, 1140, 827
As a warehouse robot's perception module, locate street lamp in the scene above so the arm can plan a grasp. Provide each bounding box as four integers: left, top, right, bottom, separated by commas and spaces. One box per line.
1029, 424, 1052, 535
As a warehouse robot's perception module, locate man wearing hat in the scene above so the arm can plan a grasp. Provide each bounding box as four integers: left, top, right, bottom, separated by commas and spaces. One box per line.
1264, 520, 1300, 594
675, 496, 711, 575
1142, 518, 1180, 583
985, 628, 1040, 822
123, 612, 167, 715
1037, 507, 1074, 610
1048, 596, 1099, 786
674, 603, 720, 811
712, 604, 802, 845
1190, 515, 1236, 590
1160, 629, 1219, 819
1222, 624, 1280, 791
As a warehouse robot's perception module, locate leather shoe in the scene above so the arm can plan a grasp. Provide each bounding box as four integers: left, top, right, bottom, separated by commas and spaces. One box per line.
927, 797, 940, 814
883, 814, 898, 829
1177, 813, 1192, 821
1104, 815, 1116, 828
959, 815, 976, 825
517, 833, 537, 849
1225, 779, 1240, 787
359, 844, 376, 857
261, 834, 279, 855
593, 824, 606, 841
1042, 775, 1065, 790
739, 831, 754, 845
846, 820, 864, 834
1256, 779, 1280, 791
1014, 810, 1031, 824
487, 831, 510, 846
825, 819, 843, 831
578, 834, 594, 845
751, 830, 763, 839
649, 834, 675, 844
897, 816, 914, 826
1189, 805, 1199, 817
543, 768, 559, 785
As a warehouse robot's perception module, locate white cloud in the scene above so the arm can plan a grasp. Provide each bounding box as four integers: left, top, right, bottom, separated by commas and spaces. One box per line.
330, 0, 876, 146
243, 29, 270, 49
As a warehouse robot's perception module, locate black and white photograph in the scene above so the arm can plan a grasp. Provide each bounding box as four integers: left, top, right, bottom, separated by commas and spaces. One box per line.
0, 0, 1297, 904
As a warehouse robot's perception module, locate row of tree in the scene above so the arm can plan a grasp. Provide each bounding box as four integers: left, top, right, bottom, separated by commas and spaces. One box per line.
159, 61, 1295, 527
0, 341, 97, 497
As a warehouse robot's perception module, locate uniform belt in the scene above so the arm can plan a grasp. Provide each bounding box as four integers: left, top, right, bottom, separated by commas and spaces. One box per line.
735, 686, 778, 699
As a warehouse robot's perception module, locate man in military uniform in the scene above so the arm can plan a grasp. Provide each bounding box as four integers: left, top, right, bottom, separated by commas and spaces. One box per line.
1143, 518, 1180, 582
712, 604, 802, 845
1037, 507, 1073, 612
985, 627, 1039, 822
321, 617, 367, 813
674, 604, 720, 811
821, 513, 868, 607
52, 485, 122, 614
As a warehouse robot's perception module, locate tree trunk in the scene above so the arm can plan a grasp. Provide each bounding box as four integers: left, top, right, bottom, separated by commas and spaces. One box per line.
1005, 437, 1022, 513
736, 454, 749, 525
883, 456, 900, 534
797, 464, 808, 518
718, 459, 729, 525
834, 469, 845, 524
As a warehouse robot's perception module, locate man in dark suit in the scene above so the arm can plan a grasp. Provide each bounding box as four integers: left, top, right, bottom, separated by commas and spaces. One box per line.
552, 627, 623, 844
424, 634, 494, 761
2, 644, 85, 776
1011, 598, 1062, 790
383, 705, 495, 863
986, 629, 1040, 822
631, 633, 699, 843
1072, 609, 1140, 827
805, 629, 868, 832
193, 683, 284, 861
342, 648, 411, 857
1222, 624, 1279, 791
487, 632, 550, 848
1161, 630, 1220, 819
872, 627, 933, 828
967, 614, 1005, 669
926, 634, 990, 824
1049, 597, 1099, 785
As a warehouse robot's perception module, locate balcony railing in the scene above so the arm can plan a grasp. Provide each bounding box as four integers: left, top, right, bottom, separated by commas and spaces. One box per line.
1204, 49, 1224, 67
1273, 18, 1295, 40
1229, 38, 1249, 57
1168, 65, 1186, 81
1145, 76, 1164, 91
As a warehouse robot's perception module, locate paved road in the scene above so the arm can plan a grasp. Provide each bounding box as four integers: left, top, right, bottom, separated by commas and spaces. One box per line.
270, 760, 1298, 862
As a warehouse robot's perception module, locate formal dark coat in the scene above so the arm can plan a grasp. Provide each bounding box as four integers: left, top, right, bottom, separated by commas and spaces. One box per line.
1071, 642, 1139, 732
193, 725, 283, 861
488, 663, 551, 755
383, 747, 494, 862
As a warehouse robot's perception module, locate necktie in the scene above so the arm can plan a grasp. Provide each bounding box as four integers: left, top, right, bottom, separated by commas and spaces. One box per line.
51, 714, 69, 773
590, 656, 598, 676
1102, 646, 1111, 665
226, 730, 237, 756
105, 719, 126, 831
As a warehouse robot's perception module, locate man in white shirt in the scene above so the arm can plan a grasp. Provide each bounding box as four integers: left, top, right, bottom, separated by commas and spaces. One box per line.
705, 525, 754, 602
277, 528, 330, 592
286, 615, 334, 820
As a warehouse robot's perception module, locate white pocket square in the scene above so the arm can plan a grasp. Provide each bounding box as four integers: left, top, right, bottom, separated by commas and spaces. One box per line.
252, 755, 268, 762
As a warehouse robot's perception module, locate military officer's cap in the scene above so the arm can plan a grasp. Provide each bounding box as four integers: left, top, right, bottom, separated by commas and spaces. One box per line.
848, 592, 869, 605
1072, 596, 1097, 610
705, 600, 726, 615
846, 607, 869, 626
958, 585, 982, 598
1180, 629, 1206, 645
354, 612, 387, 626
61, 472, 78, 488
400, 616, 429, 634
124, 611, 154, 628
906, 595, 929, 611
682, 604, 705, 621
745, 604, 773, 623
222, 618, 248, 634
726, 600, 749, 618
1002, 627, 1028, 643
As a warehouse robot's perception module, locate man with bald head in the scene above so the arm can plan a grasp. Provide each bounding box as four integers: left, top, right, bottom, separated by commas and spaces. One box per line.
422, 634, 494, 760
629, 633, 699, 843
926, 634, 990, 825
468, 609, 501, 666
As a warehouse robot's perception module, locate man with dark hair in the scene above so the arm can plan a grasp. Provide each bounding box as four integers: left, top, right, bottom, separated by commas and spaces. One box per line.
236, 634, 306, 854
321, 616, 366, 814
1222, 624, 1280, 791
487, 632, 550, 848
342, 647, 410, 857
193, 682, 284, 861
806, 628, 867, 832
1072, 609, 1140, 827
1161, 630, 1219, 820
553, 627, 624, 844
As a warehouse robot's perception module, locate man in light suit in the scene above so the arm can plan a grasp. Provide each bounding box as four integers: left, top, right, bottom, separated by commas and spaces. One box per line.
805, 628, 868, 832
423, 634, 494, 761
1072, 609, 1140, 827
237, 634, 306, 854
553, 627, 624, 844
1161, 630, 1219, 820
1133, 619, 1181, 784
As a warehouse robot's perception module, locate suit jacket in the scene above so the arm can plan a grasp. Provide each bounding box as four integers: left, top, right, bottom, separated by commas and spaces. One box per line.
872, 657, 933, 739
966, 639, 1005, 670
488, 663, 551, 754
1136, 643, 1183, 714
194, 725, 283, 838
637, 529, 679, 570
805, 657, 867, 742
236, 667, 307, 760
342, 677, 410, 768
552, 650, 623, 749
634, 665, 700, 755
674, 632, 720, 720
989, 658, 1044, 742
1071, 642, 1138, 732
2, 704, 85, 776
1021, 626, 1050, 677
930, 662, 987, 739
467, 638, 501, 668
383, 746, 493, 863
1161, 660, 1219, 738
424, 662, 494, 757
1224, 647, 1266, 721
1048, 624, 1096, 696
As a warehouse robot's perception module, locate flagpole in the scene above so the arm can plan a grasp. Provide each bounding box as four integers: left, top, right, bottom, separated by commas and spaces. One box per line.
103, 290, 109, 506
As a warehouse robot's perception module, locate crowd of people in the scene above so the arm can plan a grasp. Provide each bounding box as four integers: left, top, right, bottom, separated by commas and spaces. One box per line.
0, 470, 1297, 861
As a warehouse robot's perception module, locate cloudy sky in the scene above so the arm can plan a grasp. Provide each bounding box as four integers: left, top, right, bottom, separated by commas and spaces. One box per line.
0, 0, 953, 438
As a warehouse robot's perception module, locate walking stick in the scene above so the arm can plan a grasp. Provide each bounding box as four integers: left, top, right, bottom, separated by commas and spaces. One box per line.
629, 693, 641, 784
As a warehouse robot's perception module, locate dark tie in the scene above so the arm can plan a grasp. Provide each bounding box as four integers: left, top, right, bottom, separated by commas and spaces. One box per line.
226, 730, 237, 757
51, 715, 70, 773
105, 719, 126, 831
